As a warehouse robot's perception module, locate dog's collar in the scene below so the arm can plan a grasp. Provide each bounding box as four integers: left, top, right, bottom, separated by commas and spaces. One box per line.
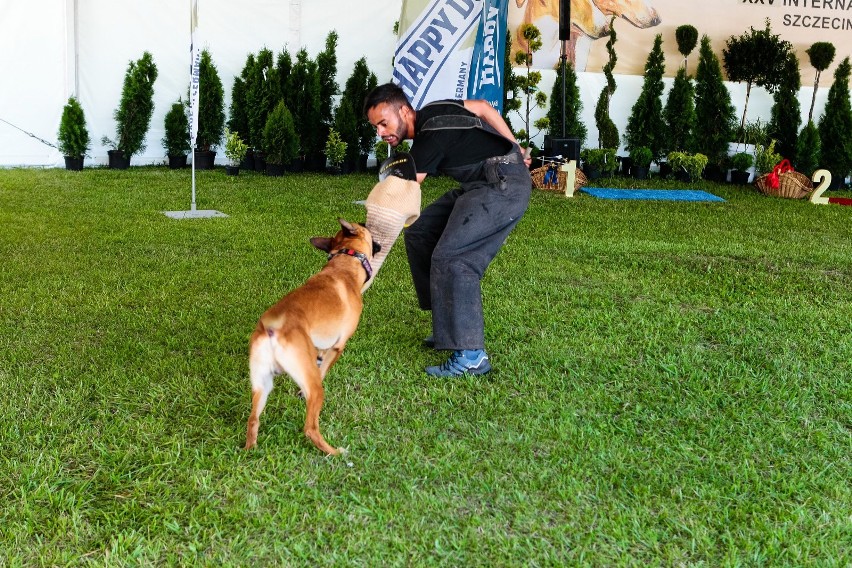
328, 248, 373, 282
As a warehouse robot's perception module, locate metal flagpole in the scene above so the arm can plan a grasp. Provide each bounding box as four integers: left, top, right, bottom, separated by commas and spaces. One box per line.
163, 0, 226, 219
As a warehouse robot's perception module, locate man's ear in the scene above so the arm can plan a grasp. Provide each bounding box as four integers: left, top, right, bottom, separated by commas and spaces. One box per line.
310, 237, 332, 252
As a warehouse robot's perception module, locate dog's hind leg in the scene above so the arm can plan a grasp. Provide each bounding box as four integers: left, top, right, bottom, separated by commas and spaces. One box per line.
317, 345, 344, 381
277, 335, 341, 456
245, 342, 275, 450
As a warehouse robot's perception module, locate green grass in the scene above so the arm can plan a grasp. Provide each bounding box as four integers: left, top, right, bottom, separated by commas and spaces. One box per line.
1, 167, 850, 566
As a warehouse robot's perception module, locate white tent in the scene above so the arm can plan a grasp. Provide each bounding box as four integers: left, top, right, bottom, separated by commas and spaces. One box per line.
0, 0, 402, 167
0, 1, 835, 168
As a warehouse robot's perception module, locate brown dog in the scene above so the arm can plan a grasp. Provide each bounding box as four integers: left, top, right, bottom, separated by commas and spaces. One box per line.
244, 218, 380, 455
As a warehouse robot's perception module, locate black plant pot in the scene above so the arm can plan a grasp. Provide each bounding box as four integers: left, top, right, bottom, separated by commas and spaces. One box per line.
703, 163, 725, 182
326, 165, 342, 175
225, 165, 240, 176
730, 170, 751, 185
620, 156, 633, 176
265, 163, 285, 177
289, 156, 305, 173
828, 172, 844, 190
305, 153, 326, 172
253, 152, 266, 172
108, 150, 129, 170
168, 154, 187, 169
583, 166, 601, 180
632, 166, 649, 180
194, 150, 216, 170
676, 169, 692, 183
242, 149, 255, 171
659, 163, 672, 179
357, 154, 369, 172
64, 156, 84, 171
341, 159, 356, 175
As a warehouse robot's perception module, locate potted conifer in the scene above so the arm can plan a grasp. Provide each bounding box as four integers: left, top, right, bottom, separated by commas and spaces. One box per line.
729, 152, 753, 184
341, 57, 378, 171
625, 34, 666, 168
162, 99, 190, 169
333, 98, 358, 174
194, 49, 225, 169
544, 52, 587, 167
694, 36, 736, 173
594, 17, 619, 150
57, 96, 89, 171
630, 146, 652, 180
664, 25, 698, 160
228, 54, 254, 170
263, 100, 299, 177
102, 51, 158, 169
818, 57, 852, 188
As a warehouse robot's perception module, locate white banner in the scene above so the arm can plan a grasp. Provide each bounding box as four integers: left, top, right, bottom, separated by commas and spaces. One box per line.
189, 0, 201, 148
394, 0, 483, 109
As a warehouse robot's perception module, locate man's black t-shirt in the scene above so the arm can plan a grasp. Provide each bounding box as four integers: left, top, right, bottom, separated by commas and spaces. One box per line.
410, 100, 513, 176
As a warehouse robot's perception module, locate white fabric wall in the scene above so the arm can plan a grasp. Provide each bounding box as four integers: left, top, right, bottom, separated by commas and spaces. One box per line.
0, 0, 835, 167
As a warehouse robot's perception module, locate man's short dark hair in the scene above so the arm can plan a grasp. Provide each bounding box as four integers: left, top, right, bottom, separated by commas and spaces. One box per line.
363, 82, 412, 116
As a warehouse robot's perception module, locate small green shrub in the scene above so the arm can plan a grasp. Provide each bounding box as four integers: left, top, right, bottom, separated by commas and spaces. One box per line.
630, 146, 653, 168
223, 128, 248, 166
324, 129, 347, 167
755, 139, 783, 174
731, 152, 754, 172
668, 151, 708, 180
374, 140, 411, 164
581, 148, 617, 174
57, 96, 90, 158
263, 101, 299, 166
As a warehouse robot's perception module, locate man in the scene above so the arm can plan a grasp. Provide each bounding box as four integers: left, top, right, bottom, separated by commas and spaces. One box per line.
364, 83, 532, 377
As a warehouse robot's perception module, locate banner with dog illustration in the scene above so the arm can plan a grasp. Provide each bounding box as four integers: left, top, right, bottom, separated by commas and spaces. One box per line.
394, 0, 510, 112
509, 0, 851, 83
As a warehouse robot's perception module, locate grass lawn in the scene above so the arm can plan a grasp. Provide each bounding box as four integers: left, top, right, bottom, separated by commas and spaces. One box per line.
1, 166, 850, 565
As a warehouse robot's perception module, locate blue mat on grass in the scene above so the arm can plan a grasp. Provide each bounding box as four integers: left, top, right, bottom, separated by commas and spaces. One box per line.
581, 187, 725, 202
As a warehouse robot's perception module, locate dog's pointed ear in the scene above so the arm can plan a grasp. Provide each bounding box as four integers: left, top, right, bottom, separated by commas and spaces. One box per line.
310, 236, 333, 252
338, 218, 357, 235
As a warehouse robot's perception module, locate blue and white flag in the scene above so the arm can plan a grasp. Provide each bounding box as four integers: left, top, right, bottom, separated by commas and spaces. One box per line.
394, 0, 508, 113
467, 0, 507, 112
189, 0, 201, 148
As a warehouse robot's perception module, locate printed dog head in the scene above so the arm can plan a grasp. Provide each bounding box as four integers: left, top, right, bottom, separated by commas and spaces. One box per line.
592, 0, 660, 28
310, 218, 381, 259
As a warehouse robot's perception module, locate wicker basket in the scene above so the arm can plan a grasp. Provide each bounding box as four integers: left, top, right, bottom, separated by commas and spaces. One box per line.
531, 165, 587, 193
754, 171, 813, 199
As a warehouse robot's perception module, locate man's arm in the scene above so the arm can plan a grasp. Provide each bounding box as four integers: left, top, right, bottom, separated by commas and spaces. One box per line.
463, 99, 530, 165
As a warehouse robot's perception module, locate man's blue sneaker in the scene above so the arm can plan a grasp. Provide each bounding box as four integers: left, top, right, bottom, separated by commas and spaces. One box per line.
425, 349, 491, 377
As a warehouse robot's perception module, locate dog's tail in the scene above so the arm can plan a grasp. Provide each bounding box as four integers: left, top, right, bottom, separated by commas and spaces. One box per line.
259, 313, 285, 335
